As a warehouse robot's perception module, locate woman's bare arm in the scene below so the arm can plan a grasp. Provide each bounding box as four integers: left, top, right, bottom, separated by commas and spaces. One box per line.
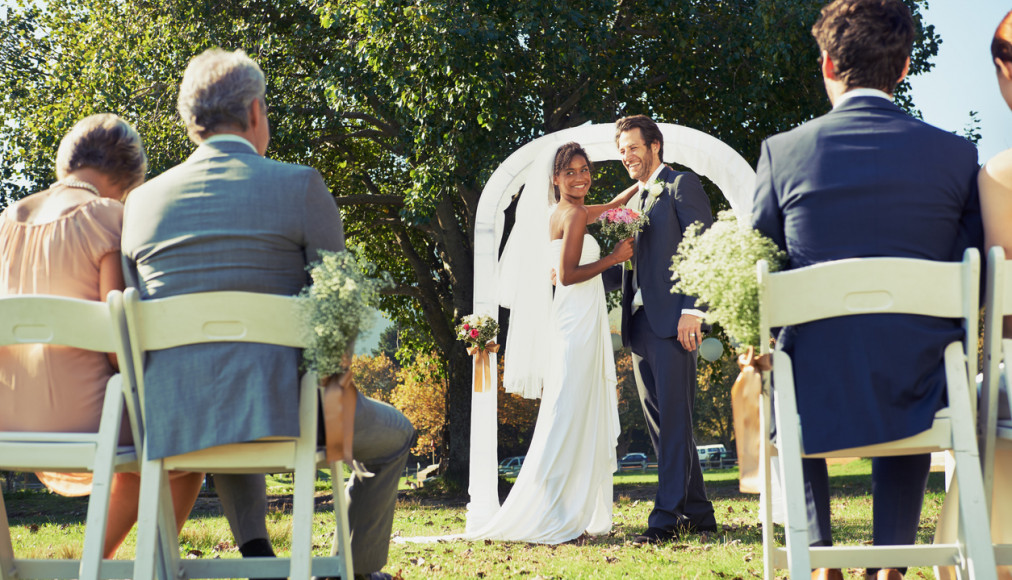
584, 183, 639, 223
557, 206, 634, 286
98, 251, 126, 369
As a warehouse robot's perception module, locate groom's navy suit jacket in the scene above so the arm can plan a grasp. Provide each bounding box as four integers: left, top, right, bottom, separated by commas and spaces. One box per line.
751, 95, 982, 454
606, 165, 714, 344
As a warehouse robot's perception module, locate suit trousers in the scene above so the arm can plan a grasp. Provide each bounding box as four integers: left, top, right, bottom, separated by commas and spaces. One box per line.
628, 309, 715, 531
215, 392, 414, 575
803, 454, 930, 553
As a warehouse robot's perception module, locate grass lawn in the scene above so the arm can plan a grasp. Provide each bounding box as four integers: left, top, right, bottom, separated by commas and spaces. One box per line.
3, 460, 947, 579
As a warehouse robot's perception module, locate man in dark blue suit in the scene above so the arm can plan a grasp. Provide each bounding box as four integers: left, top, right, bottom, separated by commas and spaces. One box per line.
750, 1, 981, 578
607, 115, 716, 544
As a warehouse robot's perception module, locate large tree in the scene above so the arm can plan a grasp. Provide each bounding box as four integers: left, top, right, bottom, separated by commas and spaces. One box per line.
0, 0, 940, 487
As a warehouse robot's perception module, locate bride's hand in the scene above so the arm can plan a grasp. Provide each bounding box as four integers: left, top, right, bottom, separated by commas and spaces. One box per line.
611, 238, 634, 264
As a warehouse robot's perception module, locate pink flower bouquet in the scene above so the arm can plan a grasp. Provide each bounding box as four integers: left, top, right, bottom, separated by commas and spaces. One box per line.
595, 207, 648, 266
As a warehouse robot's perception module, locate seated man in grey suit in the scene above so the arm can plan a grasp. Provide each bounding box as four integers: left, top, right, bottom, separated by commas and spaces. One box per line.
121, 48, 414, 580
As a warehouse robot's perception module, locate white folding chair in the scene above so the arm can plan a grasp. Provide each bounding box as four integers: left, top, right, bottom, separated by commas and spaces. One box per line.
980, 246, 1012, 569
0, 291, 140, 580
122, 288, 353, 580
757, 248, 997, 579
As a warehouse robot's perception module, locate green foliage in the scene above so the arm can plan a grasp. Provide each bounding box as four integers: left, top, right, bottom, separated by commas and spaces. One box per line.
0, 0, 941, 486
671, 211, 786, 350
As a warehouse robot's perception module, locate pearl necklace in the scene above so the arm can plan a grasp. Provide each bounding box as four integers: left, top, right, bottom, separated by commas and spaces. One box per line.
53, 179, 101, 197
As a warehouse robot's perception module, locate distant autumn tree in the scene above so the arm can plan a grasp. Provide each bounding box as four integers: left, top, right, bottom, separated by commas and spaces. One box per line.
351, 354, 398, 404
615, 348, 648, 459
694, 329, 738, 448
495, 358, 540, 458
390, 352, 447, 457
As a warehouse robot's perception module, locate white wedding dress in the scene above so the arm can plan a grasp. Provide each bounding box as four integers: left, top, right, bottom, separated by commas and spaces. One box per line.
467, 233, 621, 543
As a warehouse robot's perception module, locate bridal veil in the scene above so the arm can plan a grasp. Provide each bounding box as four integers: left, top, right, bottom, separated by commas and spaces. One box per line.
496, 144, 559, 399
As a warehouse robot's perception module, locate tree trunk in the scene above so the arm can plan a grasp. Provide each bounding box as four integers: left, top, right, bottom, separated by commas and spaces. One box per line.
443, 345, 472, 491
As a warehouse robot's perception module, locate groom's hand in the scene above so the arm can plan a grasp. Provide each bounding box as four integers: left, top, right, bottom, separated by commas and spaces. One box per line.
677, 313, 703, 352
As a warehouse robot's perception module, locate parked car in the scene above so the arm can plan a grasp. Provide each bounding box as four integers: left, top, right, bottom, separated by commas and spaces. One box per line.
696, 444, 727, 469
619, 452, 648, 470
498, 455, 525, 476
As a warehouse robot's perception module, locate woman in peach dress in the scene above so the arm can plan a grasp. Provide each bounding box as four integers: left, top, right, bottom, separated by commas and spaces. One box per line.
0, 114, 204, 558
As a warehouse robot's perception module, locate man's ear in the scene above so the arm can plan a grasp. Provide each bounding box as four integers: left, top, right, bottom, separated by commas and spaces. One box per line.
997, 57, 1012, 82
897, 57, 910, 84
249, 99, 264, 129
821, 50, 836, 81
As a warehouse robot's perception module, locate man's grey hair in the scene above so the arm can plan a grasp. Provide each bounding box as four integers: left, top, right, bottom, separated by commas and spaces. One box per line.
177, 48, 266, 143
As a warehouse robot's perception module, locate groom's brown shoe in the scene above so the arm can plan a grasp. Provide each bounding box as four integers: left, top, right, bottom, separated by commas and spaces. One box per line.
811, 569, 843, 580
632, 527, 677, 545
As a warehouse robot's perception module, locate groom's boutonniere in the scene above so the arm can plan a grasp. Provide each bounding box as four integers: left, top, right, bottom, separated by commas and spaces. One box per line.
642, 180, 665, 214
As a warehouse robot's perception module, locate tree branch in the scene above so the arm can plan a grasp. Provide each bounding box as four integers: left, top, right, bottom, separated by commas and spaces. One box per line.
383, 284, 422, 299
334, 194, 404, 207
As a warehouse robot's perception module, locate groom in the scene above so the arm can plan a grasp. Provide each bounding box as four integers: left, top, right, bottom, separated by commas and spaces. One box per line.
606, 115, 717, 544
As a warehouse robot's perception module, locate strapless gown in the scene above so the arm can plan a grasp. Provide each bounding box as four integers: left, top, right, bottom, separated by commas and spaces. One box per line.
468, 233, 621, 543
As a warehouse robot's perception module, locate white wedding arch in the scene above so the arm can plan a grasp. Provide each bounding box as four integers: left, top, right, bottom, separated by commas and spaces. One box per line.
467, 122, 757, 531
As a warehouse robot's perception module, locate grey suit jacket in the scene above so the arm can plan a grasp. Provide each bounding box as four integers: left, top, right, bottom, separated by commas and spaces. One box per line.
121, 140, 344, 459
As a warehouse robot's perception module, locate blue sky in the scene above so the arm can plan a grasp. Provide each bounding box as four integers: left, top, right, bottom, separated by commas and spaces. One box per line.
908, 1, 1012, 163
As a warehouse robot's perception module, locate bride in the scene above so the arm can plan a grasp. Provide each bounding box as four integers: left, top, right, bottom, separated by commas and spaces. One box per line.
477, 141, 636, 543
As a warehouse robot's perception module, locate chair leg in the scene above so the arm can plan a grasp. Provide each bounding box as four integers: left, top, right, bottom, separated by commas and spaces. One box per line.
134, 456, 177, 580
329, 462, 354, 579
0, 487, 16, 580
290, 446, 317, 579
944, 343, 999, 578
79, 451, 116, 580
771, 351, 813, 576
759, 389, 776, 580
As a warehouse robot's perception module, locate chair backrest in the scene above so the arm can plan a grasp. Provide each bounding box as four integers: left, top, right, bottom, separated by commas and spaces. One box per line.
0, 293, 126, 353
758, 248, 980, 389
121, 288, 310, 411
0, 291, 141, 445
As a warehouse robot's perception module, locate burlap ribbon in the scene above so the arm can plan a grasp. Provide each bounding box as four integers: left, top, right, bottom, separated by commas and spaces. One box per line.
321, 371, 358, 466
467, 342, 500, 392
732, 346, 772, 494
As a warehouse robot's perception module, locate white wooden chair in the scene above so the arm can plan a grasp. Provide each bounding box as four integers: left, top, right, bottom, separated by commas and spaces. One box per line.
979, 246, 1012, 570
757, 248, 997, 579
0, 291, 140, 580
121, 288, 353, 580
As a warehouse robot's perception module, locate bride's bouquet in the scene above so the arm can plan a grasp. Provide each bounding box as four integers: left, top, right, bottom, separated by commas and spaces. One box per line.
300, 250, 391, 378
595, 207, 648, 266
670, 210, 785, 493
670, 210, 785, 350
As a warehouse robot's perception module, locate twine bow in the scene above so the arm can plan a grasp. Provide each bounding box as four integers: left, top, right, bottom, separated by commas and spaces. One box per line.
467, 342, 500, 392
322, 363, 373, 478
731, 346, 772, 493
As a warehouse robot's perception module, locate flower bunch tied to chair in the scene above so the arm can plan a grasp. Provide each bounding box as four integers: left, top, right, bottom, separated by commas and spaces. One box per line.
456, 313, 500, 392
300, 249, 391, 473
670, 210, 785, 492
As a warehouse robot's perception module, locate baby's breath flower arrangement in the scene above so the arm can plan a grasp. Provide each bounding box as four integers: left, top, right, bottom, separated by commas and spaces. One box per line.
300, 250, 391, 378
670, 210, 786, 350
456, 314, 500, 392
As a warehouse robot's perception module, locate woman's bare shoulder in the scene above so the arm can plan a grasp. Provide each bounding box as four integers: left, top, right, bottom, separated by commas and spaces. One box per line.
982, 148, 1012, 191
